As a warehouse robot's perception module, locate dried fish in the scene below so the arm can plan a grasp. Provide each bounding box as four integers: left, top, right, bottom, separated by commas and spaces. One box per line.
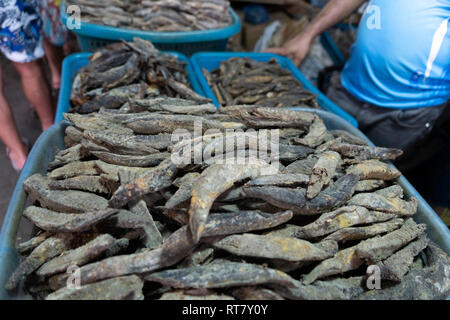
357, 243, 450, 300
347, 160, 401, 181
49, 175, 110, 194
293, 206, 395, 239
159, 290, 235, 300
323, 218, 404, 242
36, 234, 115, 277
307, 151, 341, 199
145, 261, 297, 289
303, 220, 426, 284
23, 207, 118, 233
377, 234, 429, 282
232, 287, 284, 300
64, 126, 83, 147
91, 150, 170, 167
63, 113, 134, 135
189, 160, 274, 242
348, 193, 418, 216
355, 179, 386, 192
272, 276, 365, 300
282, 156, 318, 175
24, 174, 109, 213
206, 58, 319, 109
109, 159, 178, 208
16, 232, 52, 255
243, 174, 359, 215
48, 161, 99, 180
74, 210, 292, 285
245, 173, 310, 188
129, 200, 163, 249
330, 143, 403, 162
46, 275, 144, 300
6, 236, 73, 290
48, 144, 88, 170
165, 173, 201, 209
293, 116, 329, 148
213, 234, 335, 262
355, 219, 426, 263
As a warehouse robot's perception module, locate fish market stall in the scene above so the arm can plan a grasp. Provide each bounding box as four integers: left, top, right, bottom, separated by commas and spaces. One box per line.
0, 0, 448, 302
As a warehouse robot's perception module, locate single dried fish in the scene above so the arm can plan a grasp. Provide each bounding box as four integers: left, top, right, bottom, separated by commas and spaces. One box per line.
49, 175, 110, 194
243, 174, 359, 215
46, 275, 144, 300
93, 150, 170, 167
189, 160, 274, 242
246, 173, 310, 187
272, 276, 365, 300
213, 233, 335, 262
307, 151, 341, 199
129, 200, 163, 249
48, 161, 99, 180
23, 207, 118, 233
323, 218, 404, 242
36, 234, 115, 277
294, 206, 395, 239
24, 174, 109, 213
109, 159, 178, 208
49, 144, 89, 170
159, 290, 235, 300
355, 179, 386, 192
232, 287, 284, 300
330, 143, 403, 162
16, 232, 52, 255
347, 160, 401, 181
348, 193, 418, 216
145, 261, 297, 289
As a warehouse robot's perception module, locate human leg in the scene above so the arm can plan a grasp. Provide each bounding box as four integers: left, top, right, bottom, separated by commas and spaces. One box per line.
0, 65, 28, 170
13, 60, 55, 131
43, 39, 63, 90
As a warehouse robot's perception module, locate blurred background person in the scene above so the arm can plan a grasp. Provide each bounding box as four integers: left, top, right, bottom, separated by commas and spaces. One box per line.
0, 0, 54, 171
38, 0, 72, 97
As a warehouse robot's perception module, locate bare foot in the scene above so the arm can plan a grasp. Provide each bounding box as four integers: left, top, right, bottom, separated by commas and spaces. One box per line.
6, 143, 28, 171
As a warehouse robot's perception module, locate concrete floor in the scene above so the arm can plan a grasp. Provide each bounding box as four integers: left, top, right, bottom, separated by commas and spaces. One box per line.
0, 56, 44, 228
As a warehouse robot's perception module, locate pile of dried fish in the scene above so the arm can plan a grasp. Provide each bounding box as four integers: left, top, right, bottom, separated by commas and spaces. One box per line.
202, 57, 320, 109
70, 38, 211, 114
66, 0, 233, 31
7, 103, 450, 300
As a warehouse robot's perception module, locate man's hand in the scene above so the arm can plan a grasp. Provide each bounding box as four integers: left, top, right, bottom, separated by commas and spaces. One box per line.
265, 0, 365, 66
265, 34, 313, 67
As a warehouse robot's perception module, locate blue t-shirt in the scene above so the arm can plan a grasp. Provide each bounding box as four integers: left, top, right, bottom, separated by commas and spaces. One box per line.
341, 0, 450, 108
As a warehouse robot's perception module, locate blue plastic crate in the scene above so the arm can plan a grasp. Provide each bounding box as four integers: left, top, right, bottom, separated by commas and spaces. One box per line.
2, 110, 449, 299
55, 51, 206, 123
190, 52, 359, 128
60, 2, 241, 55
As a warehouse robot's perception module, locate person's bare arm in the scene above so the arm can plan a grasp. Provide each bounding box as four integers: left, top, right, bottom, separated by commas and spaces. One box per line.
266, 0, 366, 66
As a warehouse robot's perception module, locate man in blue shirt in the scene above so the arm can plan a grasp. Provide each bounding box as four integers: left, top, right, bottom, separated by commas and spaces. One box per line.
269, 0, 449, 170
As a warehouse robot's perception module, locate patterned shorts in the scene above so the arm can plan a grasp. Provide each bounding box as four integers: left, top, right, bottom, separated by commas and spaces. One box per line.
38, 0, 68, 46
0, 0, 44, 63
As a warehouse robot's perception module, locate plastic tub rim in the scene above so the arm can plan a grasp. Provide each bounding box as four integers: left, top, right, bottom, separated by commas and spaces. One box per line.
60, 2, 241, 44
